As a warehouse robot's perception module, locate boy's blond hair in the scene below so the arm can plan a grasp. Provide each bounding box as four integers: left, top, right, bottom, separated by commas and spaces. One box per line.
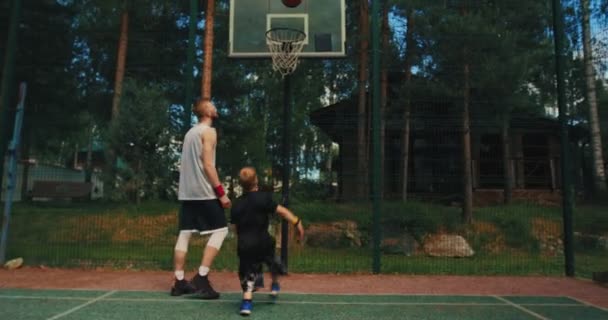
239, 167, 258, 192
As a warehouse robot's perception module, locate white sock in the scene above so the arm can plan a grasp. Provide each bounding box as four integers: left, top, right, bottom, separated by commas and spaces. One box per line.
175, 270, 185, 281
199, 266, 210, 277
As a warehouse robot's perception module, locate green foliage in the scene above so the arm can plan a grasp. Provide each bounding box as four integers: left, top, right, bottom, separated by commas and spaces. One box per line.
490, 215, 539, 252
8, 0, 608, 212
290, 179, 332, 202
292, 201, 371, 226
381, 201, 461, 241
574, 205, 608, 235
107, 78, 178, 201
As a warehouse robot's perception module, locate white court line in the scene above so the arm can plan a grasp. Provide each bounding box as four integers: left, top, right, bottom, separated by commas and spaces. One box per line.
45, 291, 116, 320
566, 296, 608, 312
0, 294, 595, 308
0, 295, 91, 301
493, 296, 549, 320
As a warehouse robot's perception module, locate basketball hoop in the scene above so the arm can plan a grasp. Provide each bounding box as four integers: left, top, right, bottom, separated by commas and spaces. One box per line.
266, 28, 306, 77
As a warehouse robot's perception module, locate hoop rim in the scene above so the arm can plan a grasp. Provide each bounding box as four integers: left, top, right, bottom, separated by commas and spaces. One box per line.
265, 27, 307, 43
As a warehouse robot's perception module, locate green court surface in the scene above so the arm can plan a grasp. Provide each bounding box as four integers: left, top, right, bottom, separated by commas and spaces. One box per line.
1, 289, 607, 320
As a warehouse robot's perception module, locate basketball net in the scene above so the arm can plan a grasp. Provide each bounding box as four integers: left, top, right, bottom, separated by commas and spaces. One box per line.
266, 28, 306, 77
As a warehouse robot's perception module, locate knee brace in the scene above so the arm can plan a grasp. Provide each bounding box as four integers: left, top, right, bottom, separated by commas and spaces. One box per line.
206, 227, 228, 250
174, 231, 192, 252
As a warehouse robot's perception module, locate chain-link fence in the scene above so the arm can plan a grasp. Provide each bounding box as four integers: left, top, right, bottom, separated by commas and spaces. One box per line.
0, 0, 606, 280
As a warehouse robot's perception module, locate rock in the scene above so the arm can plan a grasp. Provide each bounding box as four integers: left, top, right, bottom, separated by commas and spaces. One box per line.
4, 257, 23, 270
423, 234, 475, 257
306, 220, 362, 248
381, 234, 420, 256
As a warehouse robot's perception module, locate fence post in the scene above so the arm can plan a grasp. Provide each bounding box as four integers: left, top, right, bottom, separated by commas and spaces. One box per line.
0, 83, 26, 264
0, 0, 23, 200
551, 0, 575, 277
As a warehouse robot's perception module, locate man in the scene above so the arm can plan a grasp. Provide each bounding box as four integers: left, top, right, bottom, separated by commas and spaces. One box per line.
170, 99, 231, 299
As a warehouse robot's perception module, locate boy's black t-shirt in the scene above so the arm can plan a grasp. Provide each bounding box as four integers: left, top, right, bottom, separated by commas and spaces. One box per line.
230, 191, 278, 257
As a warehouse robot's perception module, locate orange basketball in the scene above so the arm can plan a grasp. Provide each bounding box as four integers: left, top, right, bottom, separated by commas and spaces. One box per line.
282, 0, 302, 8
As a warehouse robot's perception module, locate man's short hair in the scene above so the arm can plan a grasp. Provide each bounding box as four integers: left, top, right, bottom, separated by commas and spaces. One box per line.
239, 167, 258, 192
192, 99, 211, 118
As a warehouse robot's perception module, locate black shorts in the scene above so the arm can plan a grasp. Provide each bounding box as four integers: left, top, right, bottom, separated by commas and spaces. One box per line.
179, 200, 227, 234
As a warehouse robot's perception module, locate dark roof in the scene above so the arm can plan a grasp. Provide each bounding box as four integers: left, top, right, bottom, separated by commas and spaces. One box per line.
310, 98, 563, 141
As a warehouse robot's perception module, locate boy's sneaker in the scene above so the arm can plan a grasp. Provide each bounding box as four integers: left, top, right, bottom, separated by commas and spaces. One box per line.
170, 279, 196, 296
240, 299, 253, 316
270, 282, 280, 298
191, 274, 220, 299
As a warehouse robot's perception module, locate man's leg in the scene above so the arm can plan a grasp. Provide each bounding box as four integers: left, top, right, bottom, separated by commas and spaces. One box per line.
191, 228, 228, 299
170, 231, 195, 296
174, 231, 191, 277
199, 227, 228, 273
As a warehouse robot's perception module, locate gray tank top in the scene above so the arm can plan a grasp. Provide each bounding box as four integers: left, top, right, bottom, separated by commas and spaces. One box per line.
178, 123, 216, 200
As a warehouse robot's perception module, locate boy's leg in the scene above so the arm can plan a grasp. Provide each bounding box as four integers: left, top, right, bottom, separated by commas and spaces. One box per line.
239, 259, 257, 316
267, 254, 283, 297
270, 273, 280, 297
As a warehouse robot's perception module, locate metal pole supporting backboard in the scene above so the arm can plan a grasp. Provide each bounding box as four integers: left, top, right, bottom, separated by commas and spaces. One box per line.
280, 74, 292, 271
0, 82, 27, 264
370, 0, 383, 274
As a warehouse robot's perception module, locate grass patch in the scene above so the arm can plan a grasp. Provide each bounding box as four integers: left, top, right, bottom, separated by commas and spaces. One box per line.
3, 200, 607, 279
473, 202, 562, 223
11, 241, 604, 278
489, 216, 539, 252
573, 205, 608, 235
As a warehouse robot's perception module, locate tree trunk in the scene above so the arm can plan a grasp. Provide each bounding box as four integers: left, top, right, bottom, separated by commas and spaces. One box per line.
581, 0, 606, 193
201, 0, 215, 100
380, 3, 389, 199
357, 0, 370, 199
502, 113, 514, 203
401, 8, 414, 201
111, 11, 129, 120
107, 10, 129, 193
461, 6, 473, 223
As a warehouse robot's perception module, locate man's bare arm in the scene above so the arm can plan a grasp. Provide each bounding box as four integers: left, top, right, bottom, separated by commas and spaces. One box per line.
201, 128, 221, 187
200, 128, 231, 208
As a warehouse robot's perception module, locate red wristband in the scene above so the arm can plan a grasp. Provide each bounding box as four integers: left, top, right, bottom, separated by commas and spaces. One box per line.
214, 185, 225, 198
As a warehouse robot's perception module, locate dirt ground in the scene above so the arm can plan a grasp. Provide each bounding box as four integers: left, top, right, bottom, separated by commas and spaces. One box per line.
1, 267, 606, 309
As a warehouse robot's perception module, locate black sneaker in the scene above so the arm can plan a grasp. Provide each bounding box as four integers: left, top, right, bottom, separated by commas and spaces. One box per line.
191, 274, 220, 299
170, 278, 196, 296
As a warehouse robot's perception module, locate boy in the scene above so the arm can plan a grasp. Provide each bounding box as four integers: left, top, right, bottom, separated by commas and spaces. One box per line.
230, 167, 304, 316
